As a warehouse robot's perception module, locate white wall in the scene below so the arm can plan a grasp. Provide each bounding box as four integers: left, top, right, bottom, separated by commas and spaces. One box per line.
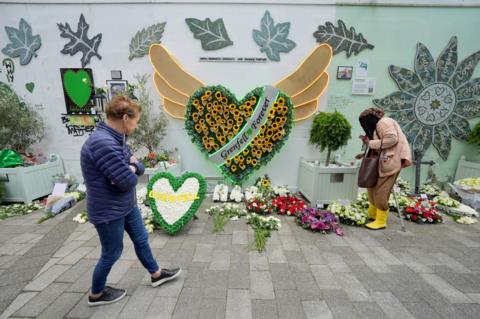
0, 2, 337, 187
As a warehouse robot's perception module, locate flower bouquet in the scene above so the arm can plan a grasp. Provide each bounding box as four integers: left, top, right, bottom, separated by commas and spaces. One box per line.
140, 150, 175, 169
246, 213, 281, 252
245, 185, 261, 201
454, 177, 480, 193
271, 195, 306, 216
433, 193, 460, 208
395, 177, 411, 196
73, 211, 88, 224
229, 185, 244, 202
328, 201, 368, 226
246, 196, 273, 214
213, 184, 229, 202
296, 208, 343, 235
206, 203, 247, 232
404, 197, 443, 224
419, 183, 442, 199
254, 174, 276, 199
454, 216, 478, 225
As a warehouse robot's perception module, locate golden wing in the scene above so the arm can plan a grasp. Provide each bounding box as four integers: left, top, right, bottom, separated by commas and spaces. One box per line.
149, 44, 205, 119
274, 44, 332, 121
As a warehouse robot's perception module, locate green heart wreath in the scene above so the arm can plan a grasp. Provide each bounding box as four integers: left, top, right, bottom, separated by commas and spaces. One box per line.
147, 172, 206, 234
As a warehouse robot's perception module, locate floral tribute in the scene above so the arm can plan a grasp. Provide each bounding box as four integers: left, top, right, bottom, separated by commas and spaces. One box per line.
271, 195, 307, 216
404, 197, 443, 224
296, 208, 343, 236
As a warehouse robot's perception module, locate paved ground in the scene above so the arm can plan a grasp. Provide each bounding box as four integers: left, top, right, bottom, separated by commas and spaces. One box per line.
1, 196, 480, 319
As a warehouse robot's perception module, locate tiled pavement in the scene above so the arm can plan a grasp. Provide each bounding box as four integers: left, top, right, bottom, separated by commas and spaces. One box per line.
1, 198, 480, 319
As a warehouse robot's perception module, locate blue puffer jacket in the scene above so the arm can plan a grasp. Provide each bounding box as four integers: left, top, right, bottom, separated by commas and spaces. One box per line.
80, 122, 145, 224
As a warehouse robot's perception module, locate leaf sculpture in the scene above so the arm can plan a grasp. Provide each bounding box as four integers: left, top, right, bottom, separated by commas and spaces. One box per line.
313, 19, 374, 57
57, 14, 102, 67
253, 11, 296, 62
129, 23, 166, 60
1, 18, 41, 65
185, 18, 233, 50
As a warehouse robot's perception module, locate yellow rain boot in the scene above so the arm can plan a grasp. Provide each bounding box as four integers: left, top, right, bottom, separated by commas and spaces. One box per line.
367, 203, 376, 221
365, 209, 389, 230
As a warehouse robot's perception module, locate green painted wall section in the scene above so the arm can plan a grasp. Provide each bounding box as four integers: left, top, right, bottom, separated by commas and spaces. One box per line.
326, 6, 480, 186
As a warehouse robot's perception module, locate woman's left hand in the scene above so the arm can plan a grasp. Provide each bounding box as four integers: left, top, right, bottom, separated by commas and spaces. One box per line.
129, 156, 138, 164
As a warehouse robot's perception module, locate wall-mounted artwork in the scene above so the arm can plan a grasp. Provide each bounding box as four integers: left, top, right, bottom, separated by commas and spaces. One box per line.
58, 14, 102, 67
149, 44, 332, 183
1, 18, 41, 65
106, 79, 128, 100
61, 114, 100, 136
373, 36, 480, 160
313, 19, 374, 57
60, 68, 95, 114
25, 82, 34, 93
129, 22, 166, 60
2, 58, 15, 83
337, 66, 353, 80
252, 11, 296, 62
185, 18, 233, 50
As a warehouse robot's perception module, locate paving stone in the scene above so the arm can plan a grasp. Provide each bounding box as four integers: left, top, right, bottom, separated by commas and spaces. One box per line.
67, 293, 96, 318
301, 245, 326, 265
14, 283, 70, 317
343, 236, 370, 253
369, 247, 403, 265
155, 269, 187, 297
357, 252, 391, 273
433, 253, 472, 273
52, 241, 85, 258
106, 260, 134, 285
144, 296, 176, 319
437, 271, 480, 294
199, 297, 226, 319
210, 249, 230, 271
58, 246, 96, 265
266, 244, 287, 263
302, 299, 333, 319
352, 302, 388, 319
276, 289, 307, 319
466, 293, 480, 303
230, 244, 249, 264
232, 231, 248, 245
34, 258, 61, 278
90, 296, 130, 319
279, 235, 301, 251
228, 263, 250, 289
372, 291, 415, 319
453, 303, 480, 319
0, 292, 37, 319
118, 285, 157, 319
37, 292, 83, 319
193, 244, 215, 263
116, 267, 147, 296
252, 299, 278, 319
226, 289, 251, 319
171, 287, 204, 319
415, 289, 474, 319
7, 233, 44, 244
310, 265, 340, 290
249, 251, 269, 270
401, 302, 442, 319
420, 273, 472, 303
293, 272, 322, 301
250, 271, 275, 299
270, 263, 296, 290
23, 264, 71, 291
396, 252, 434, 274
337, 273, 371, 302
56, 258, 96, 283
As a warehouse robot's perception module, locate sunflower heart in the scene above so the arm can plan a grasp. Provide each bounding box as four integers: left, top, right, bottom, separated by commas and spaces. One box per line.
185, 85, 293, 184
147, 172, 206, 234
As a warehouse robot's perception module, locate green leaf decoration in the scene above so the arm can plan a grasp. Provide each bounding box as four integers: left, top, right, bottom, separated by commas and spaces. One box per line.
129, 23, 166, 60
252, 11, 296, 62
1, 18, 41, 65
147, 172, 206, 235
313, 19, 374, 57
185, 18, 233, 50
25, 82, 34, 93
57, 14, 102, 67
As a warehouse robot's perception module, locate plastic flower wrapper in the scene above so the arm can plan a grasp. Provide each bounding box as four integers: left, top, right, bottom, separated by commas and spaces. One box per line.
455, 216, 478, 225
404, 197, 443, 224
419, 183, 442, 199
296, 208, 343, 236
433, 192, 460, 208
271, 195, 306, 216
328, 201, 368, 226
229, 185, 244, 202
454, 177, 480, 192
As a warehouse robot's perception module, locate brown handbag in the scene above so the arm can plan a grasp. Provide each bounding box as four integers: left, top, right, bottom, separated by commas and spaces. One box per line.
357, 140, 383, 188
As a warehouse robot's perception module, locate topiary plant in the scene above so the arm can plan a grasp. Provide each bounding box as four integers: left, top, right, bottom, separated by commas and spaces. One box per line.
309, 110, 351, 166
468, 121, 480, 150
128, 74, 168, 153
0, 82, 45, 152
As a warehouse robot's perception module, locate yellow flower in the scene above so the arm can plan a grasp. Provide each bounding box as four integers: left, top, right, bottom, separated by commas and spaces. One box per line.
215, 91, 222, 99
242, 149, 249, 156
251, 159, 258, 166
262, 179, 270, 188
231, 164, 237, 172
239, 163, 246, 170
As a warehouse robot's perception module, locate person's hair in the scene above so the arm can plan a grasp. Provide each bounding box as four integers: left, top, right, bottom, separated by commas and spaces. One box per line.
105, 95, 141, 119
358, 107, 384, 140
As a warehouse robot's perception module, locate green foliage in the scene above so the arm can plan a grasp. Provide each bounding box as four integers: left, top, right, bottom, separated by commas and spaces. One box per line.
0, 202, 42, 220
128, 74, 168, 153
0, 182, 5, 203
212, 214, 229, 233
309, 111, 351, 166
468, 121, 480, 149
0, 82, 45, 152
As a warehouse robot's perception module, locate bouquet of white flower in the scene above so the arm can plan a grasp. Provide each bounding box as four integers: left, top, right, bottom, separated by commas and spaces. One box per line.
144, 216, 156, 233
328, 201, 368, 226
433, 193, 460, 208
73, 211, 88, 224
213, 184, 229, 202
273, 186, 290, 196
245, 186, 261, 201
455, 216, 478, 224
230, 185, 244, 202
454, 177, 480, 192
419, 183, 442, 198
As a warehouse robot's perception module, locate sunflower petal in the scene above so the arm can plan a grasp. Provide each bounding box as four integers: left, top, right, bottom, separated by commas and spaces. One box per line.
436, 36, 457, 83
388, 65, 424, 95
432, 123, 452, 160
450, 50, 480, 88
373, 91, 415, 111
448, 114, 471, 141
415, 43, 436, 86
389, 109, 416, 124
454, 100, 480, 118
455, 78, 480, 100
412, 125, 433, 159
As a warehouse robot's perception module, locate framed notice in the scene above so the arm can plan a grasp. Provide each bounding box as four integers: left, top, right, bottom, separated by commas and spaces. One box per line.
352, 77, 376, 95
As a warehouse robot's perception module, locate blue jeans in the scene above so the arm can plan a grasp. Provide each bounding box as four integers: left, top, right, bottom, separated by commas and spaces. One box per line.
91, 206, 159, 294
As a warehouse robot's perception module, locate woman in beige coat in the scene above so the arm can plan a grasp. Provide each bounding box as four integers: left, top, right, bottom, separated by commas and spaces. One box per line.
358, 108, 412, 230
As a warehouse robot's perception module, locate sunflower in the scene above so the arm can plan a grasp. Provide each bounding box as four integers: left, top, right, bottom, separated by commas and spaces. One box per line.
262, 179, 270, 188
374, 36, 480, 160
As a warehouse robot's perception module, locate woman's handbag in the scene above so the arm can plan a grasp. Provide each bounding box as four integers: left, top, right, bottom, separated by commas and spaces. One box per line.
357, 140, 383, 188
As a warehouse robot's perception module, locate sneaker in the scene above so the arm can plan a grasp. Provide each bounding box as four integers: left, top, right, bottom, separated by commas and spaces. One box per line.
151, 268, 182, 287
87, 286, 127, 307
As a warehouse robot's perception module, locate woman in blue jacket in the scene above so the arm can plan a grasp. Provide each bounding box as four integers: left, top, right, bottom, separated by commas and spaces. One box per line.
81, 95, 180, 306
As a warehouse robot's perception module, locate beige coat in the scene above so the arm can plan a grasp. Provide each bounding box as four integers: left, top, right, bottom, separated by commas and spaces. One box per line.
369, 117, 412, 177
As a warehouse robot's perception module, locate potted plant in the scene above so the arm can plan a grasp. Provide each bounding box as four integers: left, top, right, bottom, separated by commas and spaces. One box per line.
0, 82, 64, 203
298, 110, 359, 205
127, 75, 181, 177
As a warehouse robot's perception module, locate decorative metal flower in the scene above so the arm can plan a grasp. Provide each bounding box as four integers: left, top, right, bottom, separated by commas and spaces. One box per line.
373, 36, 480, 160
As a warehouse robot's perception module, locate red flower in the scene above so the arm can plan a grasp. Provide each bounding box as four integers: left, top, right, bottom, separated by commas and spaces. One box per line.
147, 152, 157, 159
